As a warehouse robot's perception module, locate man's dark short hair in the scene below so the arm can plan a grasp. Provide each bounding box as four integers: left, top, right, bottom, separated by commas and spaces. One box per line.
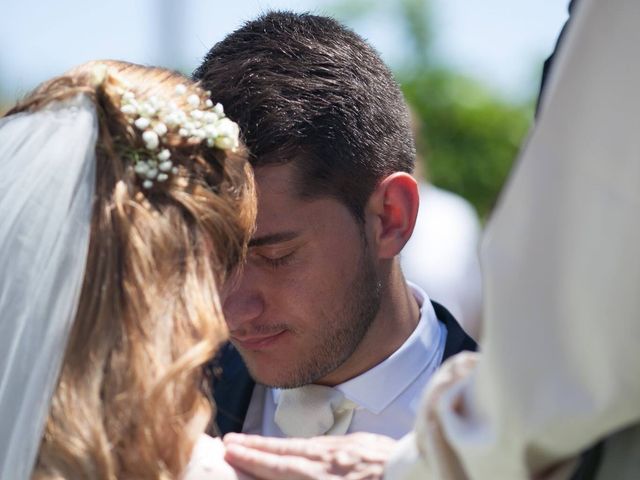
194, 11, 415, 221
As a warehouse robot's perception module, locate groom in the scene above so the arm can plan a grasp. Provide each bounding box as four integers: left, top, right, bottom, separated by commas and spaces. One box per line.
194, 11, 476, 439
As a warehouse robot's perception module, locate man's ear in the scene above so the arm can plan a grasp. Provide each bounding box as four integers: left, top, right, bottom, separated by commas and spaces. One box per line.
365, 172, 419, 259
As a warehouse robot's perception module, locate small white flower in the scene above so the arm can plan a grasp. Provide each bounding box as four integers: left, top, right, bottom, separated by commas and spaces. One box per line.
134, 117, 150, 130
203, 111, 218, 123
159, 160, 173, 172
171, 167, 179, 175
164, 112, 180, 127
215, 136, 237, 150
213, 118, 239, 150
143, 180, 153, 189
157, 149, 171, 161
120, 104, 136, 115
147, 159, 158, 168
154, 122, 168, 136
175, 84, 187, 95
206, 138, 215, 147
187, 94, 200, 108
134, 162, 149, 176
157, 173, 169, 182
203, 125, 218, 138
138, 102, 156, 118
148, 96, 163, 109
193, 128, 206, 139
191, 109, 204, 120
142, 130, 160, 150
128, 99, 140, 112
123, 91, 135, 102
146, 168, 159, 179
176, 110, 187, 122
213, 103, 224, 115
179, 128, 189, 137
216, 117, 239, 137
205, 99, 214, 108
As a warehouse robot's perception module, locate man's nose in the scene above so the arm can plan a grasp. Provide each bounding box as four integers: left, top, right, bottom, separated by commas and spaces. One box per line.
222, 268, 265, 331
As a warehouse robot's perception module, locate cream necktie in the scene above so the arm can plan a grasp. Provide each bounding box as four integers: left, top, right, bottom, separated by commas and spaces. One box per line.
274, 384, 358, 438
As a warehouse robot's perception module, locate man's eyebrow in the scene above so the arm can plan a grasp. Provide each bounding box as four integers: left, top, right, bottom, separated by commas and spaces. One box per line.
248, 231, 300, 248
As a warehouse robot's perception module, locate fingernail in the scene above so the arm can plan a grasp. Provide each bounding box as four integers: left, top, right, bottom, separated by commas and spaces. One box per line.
224, 443, 247, 458
223, 433, 242, 443
223, 444, 237, 460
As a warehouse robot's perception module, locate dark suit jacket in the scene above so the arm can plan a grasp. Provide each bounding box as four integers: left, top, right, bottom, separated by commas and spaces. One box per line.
210, 301, 477, 436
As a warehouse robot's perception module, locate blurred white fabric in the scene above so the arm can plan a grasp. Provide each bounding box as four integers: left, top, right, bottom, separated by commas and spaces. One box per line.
182, 435, 240, 480
386, 0, 640, 477
0, 95, 97, 479
401, 184, 483, 339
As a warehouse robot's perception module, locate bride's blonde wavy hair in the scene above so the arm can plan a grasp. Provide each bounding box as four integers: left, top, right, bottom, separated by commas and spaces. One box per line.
7, 60, 256, 479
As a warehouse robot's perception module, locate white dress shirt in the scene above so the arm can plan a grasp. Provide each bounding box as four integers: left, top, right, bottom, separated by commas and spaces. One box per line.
242, 283, 447, 439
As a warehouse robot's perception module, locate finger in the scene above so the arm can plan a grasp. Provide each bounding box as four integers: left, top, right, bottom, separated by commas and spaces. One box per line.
313, 433, 375, 444
224, 434, 327, 460
235, 470, 256, 480
224, 443, 318, 480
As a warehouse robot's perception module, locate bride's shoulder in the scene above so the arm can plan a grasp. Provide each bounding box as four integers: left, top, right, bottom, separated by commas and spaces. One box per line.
181, 435, 241, 480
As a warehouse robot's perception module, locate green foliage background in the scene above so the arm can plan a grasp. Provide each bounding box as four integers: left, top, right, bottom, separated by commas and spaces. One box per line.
401, 69, 532, 218
326, 0, 536, 219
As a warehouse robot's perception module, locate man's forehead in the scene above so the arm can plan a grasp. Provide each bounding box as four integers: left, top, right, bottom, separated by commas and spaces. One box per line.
252, 164, 306, 244
252, 163, 351, 242
254, 163, 299, 197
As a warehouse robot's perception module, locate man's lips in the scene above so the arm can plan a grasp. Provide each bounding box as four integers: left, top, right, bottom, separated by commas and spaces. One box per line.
230, 330, 288, 350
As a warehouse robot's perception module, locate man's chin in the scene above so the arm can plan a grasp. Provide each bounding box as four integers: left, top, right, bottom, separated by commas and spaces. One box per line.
231, 336, 348, 388
239, 353, 312, 389
232, 347, 286, 387
246, 365, 297, 389
243, 354, 346, 389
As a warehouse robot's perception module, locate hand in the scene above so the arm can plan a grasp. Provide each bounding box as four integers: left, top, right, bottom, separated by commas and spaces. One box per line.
223, 432, 396, 480
182, 435, 252, 480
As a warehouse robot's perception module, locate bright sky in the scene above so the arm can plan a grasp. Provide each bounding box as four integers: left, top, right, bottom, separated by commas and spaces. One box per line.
0, 0, 569, 103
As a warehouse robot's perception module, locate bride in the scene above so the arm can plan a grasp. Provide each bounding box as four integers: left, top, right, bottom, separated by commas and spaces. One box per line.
0, 60, 255, 479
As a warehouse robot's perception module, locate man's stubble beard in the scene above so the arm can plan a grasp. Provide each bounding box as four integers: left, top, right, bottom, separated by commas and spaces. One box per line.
274, 242, 383, 389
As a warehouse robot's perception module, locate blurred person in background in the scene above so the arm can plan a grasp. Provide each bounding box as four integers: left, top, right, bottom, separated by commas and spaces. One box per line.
401, 110, 483, 340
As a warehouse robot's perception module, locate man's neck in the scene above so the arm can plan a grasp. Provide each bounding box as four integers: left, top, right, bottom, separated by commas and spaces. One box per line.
316, 260, 420, 386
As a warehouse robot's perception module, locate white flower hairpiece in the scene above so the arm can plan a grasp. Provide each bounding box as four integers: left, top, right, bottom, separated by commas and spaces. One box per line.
119, 83, 240, 189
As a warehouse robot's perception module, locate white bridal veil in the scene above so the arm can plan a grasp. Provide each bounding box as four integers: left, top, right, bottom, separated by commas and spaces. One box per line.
0, 95, 97, 478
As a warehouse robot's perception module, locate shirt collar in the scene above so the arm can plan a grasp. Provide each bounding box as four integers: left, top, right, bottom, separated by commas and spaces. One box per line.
273, 282, 443, 415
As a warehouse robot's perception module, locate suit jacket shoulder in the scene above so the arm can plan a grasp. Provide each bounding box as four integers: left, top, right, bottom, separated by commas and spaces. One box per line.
208, 342, 255, 436
432, 301, 477, 362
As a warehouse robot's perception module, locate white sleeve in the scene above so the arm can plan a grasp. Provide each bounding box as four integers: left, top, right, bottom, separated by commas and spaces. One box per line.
384, 433, 429, 480
181, 435, 241, 480
388, 0, 640, 477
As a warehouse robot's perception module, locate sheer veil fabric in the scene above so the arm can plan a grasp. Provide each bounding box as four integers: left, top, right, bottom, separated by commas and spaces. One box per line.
0, 95, 97, 478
